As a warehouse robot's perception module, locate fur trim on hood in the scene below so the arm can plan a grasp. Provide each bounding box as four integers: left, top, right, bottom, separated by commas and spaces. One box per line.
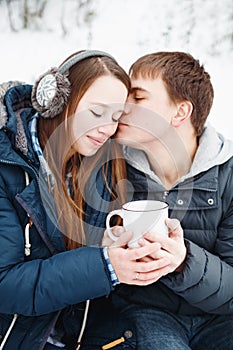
0, 81, 30, 155
0, 81, 25, 128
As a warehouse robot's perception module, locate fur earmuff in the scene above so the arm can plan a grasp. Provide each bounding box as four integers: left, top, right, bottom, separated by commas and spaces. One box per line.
31, 68, 71, 119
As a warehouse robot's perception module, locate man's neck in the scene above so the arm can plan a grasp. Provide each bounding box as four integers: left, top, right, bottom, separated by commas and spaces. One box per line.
143, 128, 198, 190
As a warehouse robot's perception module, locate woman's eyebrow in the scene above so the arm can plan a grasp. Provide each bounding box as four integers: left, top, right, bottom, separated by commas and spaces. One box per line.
89, 102, 107, 107
89, 102, 125, 112
130, 87, 149, 94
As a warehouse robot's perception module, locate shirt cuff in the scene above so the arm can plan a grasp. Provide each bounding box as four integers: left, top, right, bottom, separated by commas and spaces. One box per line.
103, 247, 120, 286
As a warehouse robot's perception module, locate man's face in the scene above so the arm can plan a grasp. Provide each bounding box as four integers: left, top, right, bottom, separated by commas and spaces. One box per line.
116, 76, 177, 147
128, 76, 177, 119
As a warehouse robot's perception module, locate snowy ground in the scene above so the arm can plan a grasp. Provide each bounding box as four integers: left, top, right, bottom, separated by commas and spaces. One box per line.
0, 0, 232, 139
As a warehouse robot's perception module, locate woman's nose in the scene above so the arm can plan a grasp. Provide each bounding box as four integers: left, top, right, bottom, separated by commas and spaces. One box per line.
98, 123, 118, 136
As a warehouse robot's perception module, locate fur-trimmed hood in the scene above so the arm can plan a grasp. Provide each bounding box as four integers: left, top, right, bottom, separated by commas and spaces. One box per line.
0, 82, 35, 155
0, 81, 25, 128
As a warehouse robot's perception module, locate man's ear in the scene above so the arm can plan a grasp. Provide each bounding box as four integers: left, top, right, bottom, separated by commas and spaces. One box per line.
171, 101, 193, 127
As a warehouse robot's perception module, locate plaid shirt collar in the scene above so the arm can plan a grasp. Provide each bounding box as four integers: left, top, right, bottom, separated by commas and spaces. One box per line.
29, 112, 54, 186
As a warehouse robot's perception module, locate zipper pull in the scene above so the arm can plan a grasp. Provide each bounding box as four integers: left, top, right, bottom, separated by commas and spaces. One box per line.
102, 337, 125, 349
162, 190, 169, 200
25, 217, 33, 256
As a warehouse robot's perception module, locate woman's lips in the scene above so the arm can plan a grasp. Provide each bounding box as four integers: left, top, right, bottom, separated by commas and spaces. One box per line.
87, 135, 106, 146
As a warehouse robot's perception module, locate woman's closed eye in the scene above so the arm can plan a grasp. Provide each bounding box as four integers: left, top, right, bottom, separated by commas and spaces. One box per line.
90, 107, 124, 122
90, 108, 104, 118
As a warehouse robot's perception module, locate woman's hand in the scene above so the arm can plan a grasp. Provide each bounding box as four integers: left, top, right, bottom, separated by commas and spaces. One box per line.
138, 218, 187, 276
107, 230, 171, 286
102, 226, 126, 247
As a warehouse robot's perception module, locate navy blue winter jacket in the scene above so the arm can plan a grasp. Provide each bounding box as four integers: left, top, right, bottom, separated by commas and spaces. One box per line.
113, 128, 233, 316
0, 84, 135, 349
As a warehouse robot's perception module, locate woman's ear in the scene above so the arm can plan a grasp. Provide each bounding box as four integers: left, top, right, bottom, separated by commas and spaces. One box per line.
171, 101, 193, 127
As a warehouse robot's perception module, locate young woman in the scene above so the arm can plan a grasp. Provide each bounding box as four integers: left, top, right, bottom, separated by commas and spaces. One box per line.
0, 50, 161, 350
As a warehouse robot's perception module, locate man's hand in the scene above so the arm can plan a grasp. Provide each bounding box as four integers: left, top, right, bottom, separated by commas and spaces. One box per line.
138, 218, 187, 276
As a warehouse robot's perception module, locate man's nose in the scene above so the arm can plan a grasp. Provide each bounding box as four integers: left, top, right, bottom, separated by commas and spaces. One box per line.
120, 102, 132, 118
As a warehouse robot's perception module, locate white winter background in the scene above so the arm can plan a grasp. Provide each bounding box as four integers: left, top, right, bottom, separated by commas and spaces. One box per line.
0, 0, 232, 139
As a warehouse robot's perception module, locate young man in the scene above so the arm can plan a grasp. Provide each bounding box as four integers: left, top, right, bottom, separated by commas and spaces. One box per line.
113, 52, 233, 349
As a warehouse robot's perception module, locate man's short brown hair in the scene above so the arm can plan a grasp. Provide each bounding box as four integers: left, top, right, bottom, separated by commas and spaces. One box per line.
129, 52, 214, 136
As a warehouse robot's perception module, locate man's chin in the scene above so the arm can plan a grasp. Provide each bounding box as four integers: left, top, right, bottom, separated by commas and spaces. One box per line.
114, 134, 140, 148
114, 133, 124, 144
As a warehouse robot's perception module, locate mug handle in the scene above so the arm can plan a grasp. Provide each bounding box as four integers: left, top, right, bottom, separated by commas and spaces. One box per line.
106, 209, 123, 241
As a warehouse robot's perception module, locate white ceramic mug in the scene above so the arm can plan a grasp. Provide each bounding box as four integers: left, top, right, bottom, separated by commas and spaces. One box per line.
106, 200, 169, 247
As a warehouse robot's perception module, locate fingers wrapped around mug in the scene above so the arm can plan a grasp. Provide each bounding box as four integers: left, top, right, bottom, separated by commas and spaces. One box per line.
108, 242, 171, 286
102, 226, 126, 247
138, 218, 187, 274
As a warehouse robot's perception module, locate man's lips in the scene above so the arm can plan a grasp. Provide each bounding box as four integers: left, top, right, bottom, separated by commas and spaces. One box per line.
118, 122, 129, 127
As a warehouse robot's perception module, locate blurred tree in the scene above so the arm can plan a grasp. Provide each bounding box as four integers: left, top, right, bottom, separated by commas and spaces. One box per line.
182, 0, 195, 47
60, 0, 97, 46
76, 0, 96, 47
5, 0, 48, 30
1, 0, 232, 56
218, 0, 233, 53
3, 0, 97, 41
22, 0, 47, 29
136, 0, 232, 58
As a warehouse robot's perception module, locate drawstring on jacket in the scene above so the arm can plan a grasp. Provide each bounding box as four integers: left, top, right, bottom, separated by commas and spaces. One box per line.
24, 171, 32, 257
0, 314, 18, 350
24, 170, 89, 349
76, 299, 90, 350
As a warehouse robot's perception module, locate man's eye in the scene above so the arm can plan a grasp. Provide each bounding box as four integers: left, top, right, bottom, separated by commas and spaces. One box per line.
134, 96, 144, 101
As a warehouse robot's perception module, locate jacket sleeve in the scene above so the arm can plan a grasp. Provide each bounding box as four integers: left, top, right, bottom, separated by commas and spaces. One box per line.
161, 199, 233, 314
0, 181, 113, 317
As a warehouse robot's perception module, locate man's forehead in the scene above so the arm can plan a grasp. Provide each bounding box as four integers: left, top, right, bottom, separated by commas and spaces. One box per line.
130, 76, 164, 92
130, 76, 151, 92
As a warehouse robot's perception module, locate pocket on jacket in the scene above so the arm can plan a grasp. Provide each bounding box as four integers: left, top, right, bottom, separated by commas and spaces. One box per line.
80, 297, 136, 350
80, 334, 136, 349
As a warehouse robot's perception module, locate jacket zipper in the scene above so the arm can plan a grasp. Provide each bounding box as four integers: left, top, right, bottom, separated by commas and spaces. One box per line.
0, 157, 58, 349
0, 158, 57, 253
38, 311, 62, 350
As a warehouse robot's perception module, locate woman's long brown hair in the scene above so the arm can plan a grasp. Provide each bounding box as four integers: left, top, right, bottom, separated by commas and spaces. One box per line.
38, 54, 130, 250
